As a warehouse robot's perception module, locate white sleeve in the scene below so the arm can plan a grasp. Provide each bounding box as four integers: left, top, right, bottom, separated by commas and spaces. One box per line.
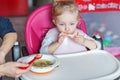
40, 28, 58, 54
40, 37, 53, 54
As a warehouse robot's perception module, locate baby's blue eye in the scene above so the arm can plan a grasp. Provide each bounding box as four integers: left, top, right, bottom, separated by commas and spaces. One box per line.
59, 24, 64, 26
70, 23, 75, 25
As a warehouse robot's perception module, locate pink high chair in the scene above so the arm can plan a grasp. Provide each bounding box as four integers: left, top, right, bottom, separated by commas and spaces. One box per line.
24, 4, 87, 55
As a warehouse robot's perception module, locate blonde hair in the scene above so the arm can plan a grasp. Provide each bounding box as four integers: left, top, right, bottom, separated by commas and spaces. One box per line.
52, 0, 80, 20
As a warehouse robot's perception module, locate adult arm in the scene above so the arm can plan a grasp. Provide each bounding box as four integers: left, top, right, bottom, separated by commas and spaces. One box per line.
0, 62, 29, 78
0, 33, 17, 61
0, 17, 17, 64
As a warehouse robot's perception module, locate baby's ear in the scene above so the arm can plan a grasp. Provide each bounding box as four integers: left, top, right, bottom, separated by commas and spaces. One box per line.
52, 20, 56, 24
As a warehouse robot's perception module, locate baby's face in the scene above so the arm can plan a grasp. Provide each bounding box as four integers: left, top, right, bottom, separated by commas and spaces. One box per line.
54, 11, 79, 34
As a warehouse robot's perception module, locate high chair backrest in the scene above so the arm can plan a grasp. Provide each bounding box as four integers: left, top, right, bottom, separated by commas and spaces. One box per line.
25, 4, 87, 55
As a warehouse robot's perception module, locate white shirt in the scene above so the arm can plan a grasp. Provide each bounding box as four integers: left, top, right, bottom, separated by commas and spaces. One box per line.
40, 28, 101, 54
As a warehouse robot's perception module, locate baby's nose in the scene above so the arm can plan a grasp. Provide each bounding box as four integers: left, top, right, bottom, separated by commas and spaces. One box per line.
65, 26, 69, 31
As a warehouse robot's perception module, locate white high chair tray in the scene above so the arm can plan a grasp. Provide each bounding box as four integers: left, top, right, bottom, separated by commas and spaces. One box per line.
19, 50, 120, 80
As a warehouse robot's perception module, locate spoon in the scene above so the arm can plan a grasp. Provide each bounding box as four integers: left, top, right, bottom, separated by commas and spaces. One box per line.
20, 54, 42, 69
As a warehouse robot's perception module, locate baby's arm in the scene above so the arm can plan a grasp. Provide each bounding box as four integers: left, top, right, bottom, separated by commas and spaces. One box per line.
80, 37, 97, 49
40, 37, 61, 54
48, 32, 67, 54
48, 42, 61, 54
72, 32, 97, 50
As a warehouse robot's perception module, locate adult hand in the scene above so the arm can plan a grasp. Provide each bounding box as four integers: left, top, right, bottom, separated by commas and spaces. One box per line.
0, 62, 30, 78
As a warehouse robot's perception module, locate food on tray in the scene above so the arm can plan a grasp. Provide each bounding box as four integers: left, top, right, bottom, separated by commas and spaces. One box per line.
32, 59, 53, 67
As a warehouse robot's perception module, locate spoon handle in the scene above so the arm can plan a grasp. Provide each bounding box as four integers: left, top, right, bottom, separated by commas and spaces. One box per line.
20, 54, 42, 69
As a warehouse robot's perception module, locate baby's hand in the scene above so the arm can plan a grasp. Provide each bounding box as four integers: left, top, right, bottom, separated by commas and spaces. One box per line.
57, 32, 67, 44
68, 32, 79, 38
71, 32, 85, 45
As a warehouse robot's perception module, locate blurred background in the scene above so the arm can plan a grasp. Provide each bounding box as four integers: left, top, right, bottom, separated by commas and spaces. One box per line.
0, 0, 120, 79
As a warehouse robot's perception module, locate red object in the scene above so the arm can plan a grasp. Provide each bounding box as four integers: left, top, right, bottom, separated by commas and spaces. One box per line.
24, 4, 87, 55
20, 54, 42, 69
0, 0, 28, 16
74, 0, 120, 13
28, 54, 42, 65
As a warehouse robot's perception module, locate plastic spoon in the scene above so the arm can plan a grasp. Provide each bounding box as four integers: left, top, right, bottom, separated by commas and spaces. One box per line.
20, 54, 42, 69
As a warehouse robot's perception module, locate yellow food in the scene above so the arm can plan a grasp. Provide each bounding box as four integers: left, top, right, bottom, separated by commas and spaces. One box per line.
32, 59, 53, 67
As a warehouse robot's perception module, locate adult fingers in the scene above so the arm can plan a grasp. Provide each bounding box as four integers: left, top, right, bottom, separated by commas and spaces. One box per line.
14, 62, 29, 67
